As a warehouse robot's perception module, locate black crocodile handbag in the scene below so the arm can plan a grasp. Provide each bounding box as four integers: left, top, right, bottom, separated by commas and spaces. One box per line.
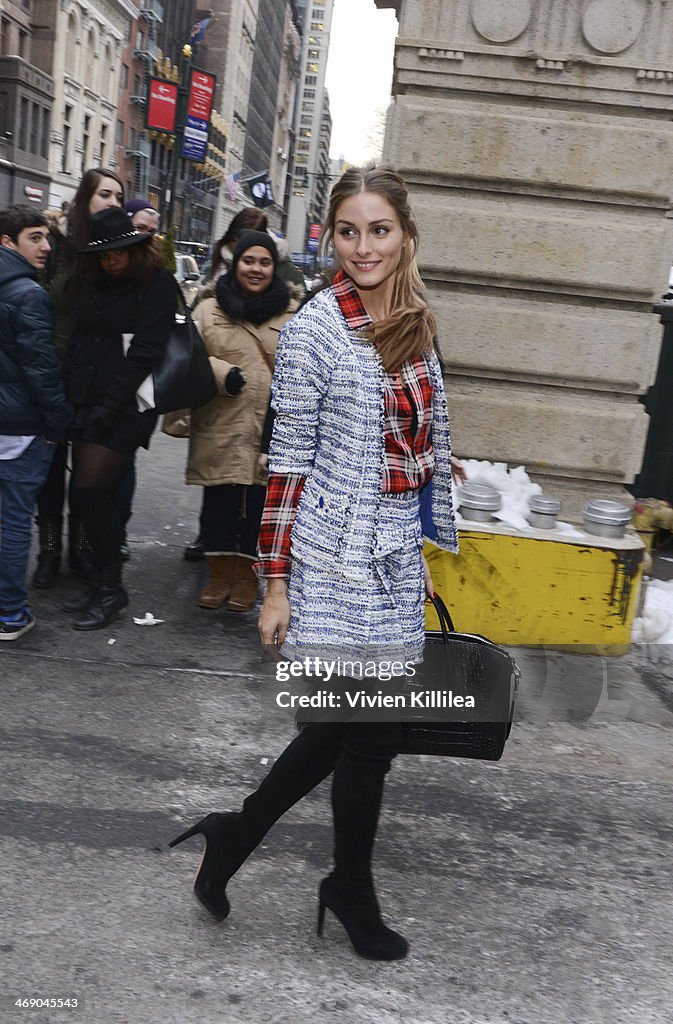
398, 594, 519, 760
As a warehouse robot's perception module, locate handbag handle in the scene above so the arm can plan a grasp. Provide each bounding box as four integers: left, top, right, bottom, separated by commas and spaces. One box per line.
427, 592, 455, 642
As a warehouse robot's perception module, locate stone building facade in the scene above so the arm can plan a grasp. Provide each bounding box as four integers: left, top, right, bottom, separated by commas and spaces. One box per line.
0, 0, 53, 208
286, 0, 334, 256
38, 0, 138, 209
376, 0, 673, 517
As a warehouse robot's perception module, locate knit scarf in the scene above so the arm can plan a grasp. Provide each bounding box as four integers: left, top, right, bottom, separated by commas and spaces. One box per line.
215, 270, 290, 325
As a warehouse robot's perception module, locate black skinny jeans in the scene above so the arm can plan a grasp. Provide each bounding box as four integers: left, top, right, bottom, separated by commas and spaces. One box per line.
201, 483, 266, 555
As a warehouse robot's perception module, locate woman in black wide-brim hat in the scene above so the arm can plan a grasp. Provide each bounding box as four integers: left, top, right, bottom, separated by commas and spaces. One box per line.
63, 206, 177, 630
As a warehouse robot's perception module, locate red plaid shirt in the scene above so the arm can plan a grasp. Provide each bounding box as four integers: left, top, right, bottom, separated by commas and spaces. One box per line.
256, 271, 435, 577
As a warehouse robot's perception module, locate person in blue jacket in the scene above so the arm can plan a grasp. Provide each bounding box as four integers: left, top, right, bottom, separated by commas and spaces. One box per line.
0, 205, 69, 640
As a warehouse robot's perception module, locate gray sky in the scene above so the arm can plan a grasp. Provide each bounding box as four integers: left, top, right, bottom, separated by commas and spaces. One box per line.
325, 0, 398, 163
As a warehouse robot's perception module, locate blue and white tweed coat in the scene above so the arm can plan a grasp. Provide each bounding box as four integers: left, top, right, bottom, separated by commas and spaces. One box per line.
269, 287, 458, 582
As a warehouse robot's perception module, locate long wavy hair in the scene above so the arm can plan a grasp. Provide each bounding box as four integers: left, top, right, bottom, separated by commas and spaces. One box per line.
68, 167, 124, 256
321, 165, 436, 373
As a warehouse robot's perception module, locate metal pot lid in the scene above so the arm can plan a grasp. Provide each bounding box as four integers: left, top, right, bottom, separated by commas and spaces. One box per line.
457, 483, 502, 511
529, 494, 561, 514
583, 499, 632, 526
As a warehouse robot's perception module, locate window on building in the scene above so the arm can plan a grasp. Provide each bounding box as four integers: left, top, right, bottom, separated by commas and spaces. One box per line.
65, 15, 77, 75
116, 119, 124, 146
301, 115, 313, 126
0, 18, 9, 55
300, 128, 312, 138
100, 123, 107, 165
307, 62, 319, 73
129, 126, 136, 150
305, 75, 316, 86
40, 106, 49, 159
304, 90, 315, 100
297, 141, 310, 152
308, 49, 320, 60
19, 97, 28, 150
86, 31, 95, 85
62, 104, 72, 171
19, 29, 28, 59
313, 7, 325, 17
310, 22, 325, 32
133, 74, 141, 97
137, 28, 145, 52
120, 64, 128, 90
81, 114, 90, 173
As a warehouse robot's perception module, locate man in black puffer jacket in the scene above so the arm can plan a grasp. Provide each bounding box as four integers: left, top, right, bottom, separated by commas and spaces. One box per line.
0, 205, 69, 640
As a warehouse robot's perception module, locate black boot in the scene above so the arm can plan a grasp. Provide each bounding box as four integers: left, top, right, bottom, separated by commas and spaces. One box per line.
73, 563, 129, 631
68, 515, 94, 581
169, 723, 343, 919
183, 532, 205, 561
318, 728, 408, 960
32, 516, 63, 589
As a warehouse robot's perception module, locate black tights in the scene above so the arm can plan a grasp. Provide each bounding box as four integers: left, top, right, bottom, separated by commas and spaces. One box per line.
69, 442, 130, 569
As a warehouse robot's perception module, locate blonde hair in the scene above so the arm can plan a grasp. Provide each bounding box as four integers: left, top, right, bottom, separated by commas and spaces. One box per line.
322, 164, 436, 372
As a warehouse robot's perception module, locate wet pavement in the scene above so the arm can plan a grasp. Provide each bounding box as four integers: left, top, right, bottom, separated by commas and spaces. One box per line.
2, 433, 673, 1024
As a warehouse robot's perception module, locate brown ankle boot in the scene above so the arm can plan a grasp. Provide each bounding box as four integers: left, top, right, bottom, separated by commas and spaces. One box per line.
198, 555, 235, 609
227, 554, 259, 612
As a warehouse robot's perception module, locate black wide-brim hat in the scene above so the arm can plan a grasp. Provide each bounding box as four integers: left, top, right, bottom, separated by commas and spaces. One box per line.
77, 207, 151, 254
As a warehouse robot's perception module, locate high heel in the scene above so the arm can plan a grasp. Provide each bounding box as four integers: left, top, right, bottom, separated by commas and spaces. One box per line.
317, 897, 327, 936
317, 874, 408, 961
169, 811, 244, 921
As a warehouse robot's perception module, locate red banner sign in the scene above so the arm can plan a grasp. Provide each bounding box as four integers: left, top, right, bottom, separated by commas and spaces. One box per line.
187, 69, 216, 122
146, 79, 178, 134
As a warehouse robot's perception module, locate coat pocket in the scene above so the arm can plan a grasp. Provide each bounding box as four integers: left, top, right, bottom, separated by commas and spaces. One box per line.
291, 482, 350, 563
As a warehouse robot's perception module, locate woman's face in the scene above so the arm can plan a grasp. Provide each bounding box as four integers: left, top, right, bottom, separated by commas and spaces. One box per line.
235, 245, 274, 296
98, 248, 130, 278
332, 191, 405, 299
89, 176, 124, 216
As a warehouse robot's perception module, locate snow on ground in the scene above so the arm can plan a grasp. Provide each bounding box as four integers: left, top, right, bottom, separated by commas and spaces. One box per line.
632, 579, 673, 643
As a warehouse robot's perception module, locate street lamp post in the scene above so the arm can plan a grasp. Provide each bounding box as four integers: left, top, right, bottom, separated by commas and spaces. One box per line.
165, 43, 193, 236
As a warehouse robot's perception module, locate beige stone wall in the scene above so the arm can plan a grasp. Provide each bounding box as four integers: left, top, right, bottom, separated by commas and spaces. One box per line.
376, 0, 673, 517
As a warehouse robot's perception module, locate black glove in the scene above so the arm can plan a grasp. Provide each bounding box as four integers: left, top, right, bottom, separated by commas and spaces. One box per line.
225, 367, 246, 396
90, 405, 118, 434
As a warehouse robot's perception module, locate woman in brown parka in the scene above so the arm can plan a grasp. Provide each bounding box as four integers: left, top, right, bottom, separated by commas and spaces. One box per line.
187, 230, 297, 612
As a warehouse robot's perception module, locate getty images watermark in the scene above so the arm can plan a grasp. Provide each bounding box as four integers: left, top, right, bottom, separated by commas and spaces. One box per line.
273, 656, 477, 712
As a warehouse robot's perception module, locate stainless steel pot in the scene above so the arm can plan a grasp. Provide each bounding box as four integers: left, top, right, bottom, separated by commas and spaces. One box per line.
457, 483, 501, 523
583, 498, 632, 538
528, 494, 561, 530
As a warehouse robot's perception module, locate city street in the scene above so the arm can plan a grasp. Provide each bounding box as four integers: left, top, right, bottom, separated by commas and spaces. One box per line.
2, 433, 673, 1024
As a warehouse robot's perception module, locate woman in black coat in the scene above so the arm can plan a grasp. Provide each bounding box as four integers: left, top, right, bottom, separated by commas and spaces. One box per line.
64, 207, 177, 630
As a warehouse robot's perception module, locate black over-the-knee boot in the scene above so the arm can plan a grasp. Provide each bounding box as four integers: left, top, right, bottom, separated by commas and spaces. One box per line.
169, 723, 343, 919
318, 723, 408, 960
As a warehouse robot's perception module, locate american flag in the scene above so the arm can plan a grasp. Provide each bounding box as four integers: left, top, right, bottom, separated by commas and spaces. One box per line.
225, 170, 241, 203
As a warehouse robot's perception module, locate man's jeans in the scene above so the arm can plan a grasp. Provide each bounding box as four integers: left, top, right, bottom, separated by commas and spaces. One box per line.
0, 438, 55, 612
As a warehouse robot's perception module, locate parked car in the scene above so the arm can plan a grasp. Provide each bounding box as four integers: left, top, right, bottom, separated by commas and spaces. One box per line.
174, 253, 201, 307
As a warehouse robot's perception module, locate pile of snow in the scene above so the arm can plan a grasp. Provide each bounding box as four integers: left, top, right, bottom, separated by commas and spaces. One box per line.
456, 459, 584, 536
632, 579, 673, 643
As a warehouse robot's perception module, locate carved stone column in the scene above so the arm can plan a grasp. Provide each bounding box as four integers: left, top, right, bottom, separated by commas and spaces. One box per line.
376, 0, 673, 517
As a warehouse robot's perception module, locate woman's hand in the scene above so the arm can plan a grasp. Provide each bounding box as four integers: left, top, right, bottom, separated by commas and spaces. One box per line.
258, 578, 291, 648
258, 453, 269, 473
451, 456, 467, 485
421, 554, 435, 599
